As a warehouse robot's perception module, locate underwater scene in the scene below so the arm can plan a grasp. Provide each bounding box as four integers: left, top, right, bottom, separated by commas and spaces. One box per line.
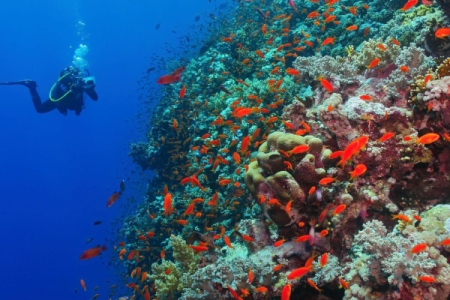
2, 0, 450, 299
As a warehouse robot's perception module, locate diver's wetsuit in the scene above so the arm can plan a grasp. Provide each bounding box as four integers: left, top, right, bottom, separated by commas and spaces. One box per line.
29, 85, 98, 116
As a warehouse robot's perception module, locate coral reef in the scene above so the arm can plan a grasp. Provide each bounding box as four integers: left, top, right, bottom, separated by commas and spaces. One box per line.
116, 1, 450, 299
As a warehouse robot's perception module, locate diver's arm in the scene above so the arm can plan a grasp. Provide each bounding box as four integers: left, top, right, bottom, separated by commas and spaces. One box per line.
85, 88, 98, 101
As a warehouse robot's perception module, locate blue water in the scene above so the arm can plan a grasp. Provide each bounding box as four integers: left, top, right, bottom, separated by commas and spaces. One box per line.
0, 0, 220, 299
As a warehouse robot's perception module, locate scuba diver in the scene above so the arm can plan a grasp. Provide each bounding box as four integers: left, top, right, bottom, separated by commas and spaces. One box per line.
1, 66, 98, 116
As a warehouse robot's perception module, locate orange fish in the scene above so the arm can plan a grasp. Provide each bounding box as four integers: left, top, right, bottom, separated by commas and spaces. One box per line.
163, 193, 173, 217
417, 276, 435, 283
445, 133, 450, 142
242, 235, 254, 242
392, 214, 411, 222
287, 266, 312, 280
411, 243, 428, 254
348, 6, 357, 15
327, 105, 334, 111
333, 204, 346, 215
289, 145, 310, 155
255, 287, 268, 293
233, 152, 241, 164
367, 58, 380, 68
188, 245, 208, 254
266, 116, 279, 123
173, 119, 177, 130
285, 200, 293, 213
286, 68, 300, 75
349, 164, 367, 180
321, 37, 335, 46
107, 191, 122, 207
176, 219, 189, 225
377, 132, 395, 142
329, 151, 343, 159
435, 27, 450, 39
364, 27, 370, 37
346, 25, 358, 31
281, 284, 291, 300
248, 268, 253, 283
377, 44, 386, 51
318, 177, 337, 185
399, 66, 409, 72
392, 38, 400, 45
258, 195, 266, 203
240, 136, 251, 154
274, 239, 285, 247
359, 95, 372, 101
227, 285, 243, 300
307, 279, 323, 293
241, 288, 250, 297
339, 278, 350, 289
273, 264, 284, 272
320, 229, 329, 237
219, 179, 233, 185
401, 0, 418, 11
337, 139, 360, 169
438, 239, 450, 245
304, 40, 314, 47
320, 253, 328, 267
324, 15, 336, 23
224, 236, 234, 249
318, 204, 335, 222
268, 198, 282, 206
79, 245, 106, 260
417, 133, 439, 144
308, 186, 316, 195
262, 24, 267, 36
179, 85, 186, 99
81, 279, 87, 291
317, 76, 333, 92
184, 203, 195, 216
294, 235, 311, 243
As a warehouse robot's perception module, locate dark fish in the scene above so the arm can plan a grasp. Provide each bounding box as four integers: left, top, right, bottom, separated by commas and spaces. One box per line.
195, 15, 200, 21
254, 7, 266, 20
250, 30, 260, 38
86, 238, 94, 244
146, 67, 155, 73
210, 13, 216, 19
172, 31, 176, 33
94, 221, 102, 225
220, 85, 232, 95
155, 23, 161, 30
74, 288, 78, 294
219, 2, 228, 9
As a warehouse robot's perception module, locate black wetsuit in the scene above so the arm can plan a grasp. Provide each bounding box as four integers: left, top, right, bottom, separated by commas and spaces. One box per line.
29, 81, 98, 116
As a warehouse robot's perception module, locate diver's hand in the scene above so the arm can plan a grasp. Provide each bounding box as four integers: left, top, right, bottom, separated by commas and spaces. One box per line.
17, 80, 37, 89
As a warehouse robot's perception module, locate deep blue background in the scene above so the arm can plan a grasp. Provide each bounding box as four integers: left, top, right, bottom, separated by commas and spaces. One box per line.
0, 0, 220, 299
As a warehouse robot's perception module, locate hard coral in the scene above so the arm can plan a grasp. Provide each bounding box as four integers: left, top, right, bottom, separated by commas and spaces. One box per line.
244, 131, 327, 226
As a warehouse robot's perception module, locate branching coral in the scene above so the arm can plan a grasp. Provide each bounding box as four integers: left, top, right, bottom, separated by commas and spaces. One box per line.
149, 235, 199, 297
342, 219, 450, 300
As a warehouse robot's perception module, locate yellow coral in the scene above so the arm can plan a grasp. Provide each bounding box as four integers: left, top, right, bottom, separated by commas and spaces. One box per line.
345, 45, 354, 57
